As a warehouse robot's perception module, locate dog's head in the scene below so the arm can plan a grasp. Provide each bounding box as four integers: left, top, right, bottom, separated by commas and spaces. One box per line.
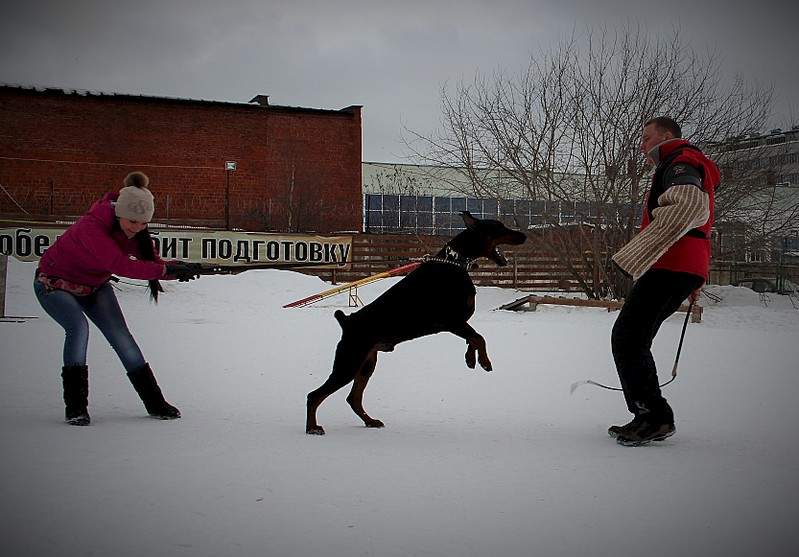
453, 211, 527, 266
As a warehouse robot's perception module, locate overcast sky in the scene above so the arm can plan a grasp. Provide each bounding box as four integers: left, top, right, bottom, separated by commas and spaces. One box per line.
1, 0, 797, 163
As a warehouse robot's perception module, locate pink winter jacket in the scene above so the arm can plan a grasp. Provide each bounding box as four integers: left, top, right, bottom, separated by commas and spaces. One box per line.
38, 193, 166, 288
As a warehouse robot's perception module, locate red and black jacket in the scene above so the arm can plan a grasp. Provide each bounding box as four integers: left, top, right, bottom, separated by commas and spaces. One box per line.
642, 139, 719, 280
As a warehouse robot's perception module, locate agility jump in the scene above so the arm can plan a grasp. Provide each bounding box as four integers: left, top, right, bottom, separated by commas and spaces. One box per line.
283, 262, 421, 308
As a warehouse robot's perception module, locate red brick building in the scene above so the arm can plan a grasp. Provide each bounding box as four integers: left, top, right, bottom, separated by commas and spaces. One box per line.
0, 85, 362, 233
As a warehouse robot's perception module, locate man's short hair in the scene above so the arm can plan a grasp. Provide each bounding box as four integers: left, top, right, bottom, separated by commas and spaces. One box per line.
644, 116, 682, 138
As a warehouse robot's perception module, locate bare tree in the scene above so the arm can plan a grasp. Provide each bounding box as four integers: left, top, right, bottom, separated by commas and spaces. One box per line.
364, 164, 438, 197
406, 25, 777, 299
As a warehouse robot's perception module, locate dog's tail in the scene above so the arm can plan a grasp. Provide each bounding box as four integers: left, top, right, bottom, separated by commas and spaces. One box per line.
334, 310, 349, 329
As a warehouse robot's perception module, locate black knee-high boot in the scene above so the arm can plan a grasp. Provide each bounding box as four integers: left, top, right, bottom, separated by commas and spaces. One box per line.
126, 363, 181, 419
62, 365, 90, 426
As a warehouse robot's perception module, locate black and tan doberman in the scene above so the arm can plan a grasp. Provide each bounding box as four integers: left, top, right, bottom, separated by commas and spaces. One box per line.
306, 211, 527, 435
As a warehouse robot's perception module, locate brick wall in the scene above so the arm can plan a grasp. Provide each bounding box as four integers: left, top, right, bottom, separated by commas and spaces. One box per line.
0, 86, 362, 233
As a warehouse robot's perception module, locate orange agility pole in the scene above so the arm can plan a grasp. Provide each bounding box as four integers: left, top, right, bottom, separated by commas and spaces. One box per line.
283, 261, 421, 308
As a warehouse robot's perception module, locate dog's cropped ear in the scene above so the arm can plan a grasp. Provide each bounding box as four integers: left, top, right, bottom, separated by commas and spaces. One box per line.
461, 211, 479, 230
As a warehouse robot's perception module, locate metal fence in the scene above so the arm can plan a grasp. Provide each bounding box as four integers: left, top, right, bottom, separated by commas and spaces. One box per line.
363, 193, 642, 235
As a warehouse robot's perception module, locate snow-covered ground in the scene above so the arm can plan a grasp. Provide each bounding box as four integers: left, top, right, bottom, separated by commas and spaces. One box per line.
2, 257, 798, 557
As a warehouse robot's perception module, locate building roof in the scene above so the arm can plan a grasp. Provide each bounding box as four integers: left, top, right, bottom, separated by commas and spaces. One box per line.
0, 83, 361, 117
706, 127, 799, 152
362, 161, 587, 200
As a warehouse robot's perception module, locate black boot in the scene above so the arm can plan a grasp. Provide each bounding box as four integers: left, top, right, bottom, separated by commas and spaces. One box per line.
608, 415, 644, 438
126, 363, 181, 419
62, 365, 90, 426
616, 419, 676, 446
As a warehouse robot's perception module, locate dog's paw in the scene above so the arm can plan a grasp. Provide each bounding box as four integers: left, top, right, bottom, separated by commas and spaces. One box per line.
479, 358, 493, 372
465, 351, 477, 369
306, 426, 326, 435
365, 419, 385, 429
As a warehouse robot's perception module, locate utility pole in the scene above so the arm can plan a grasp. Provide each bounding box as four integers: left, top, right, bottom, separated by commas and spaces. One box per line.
225, 161, 237, 229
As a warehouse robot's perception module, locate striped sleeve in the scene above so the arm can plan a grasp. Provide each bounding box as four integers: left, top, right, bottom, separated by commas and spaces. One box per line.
612, 185, 710, 280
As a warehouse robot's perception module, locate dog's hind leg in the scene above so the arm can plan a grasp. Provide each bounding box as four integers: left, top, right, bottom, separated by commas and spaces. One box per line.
449, 323, 493, 371
306, 339, 368, 435
346, 349, 385, 429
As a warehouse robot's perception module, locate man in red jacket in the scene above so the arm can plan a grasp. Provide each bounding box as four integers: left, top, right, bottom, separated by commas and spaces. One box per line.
609, 116, 719, 446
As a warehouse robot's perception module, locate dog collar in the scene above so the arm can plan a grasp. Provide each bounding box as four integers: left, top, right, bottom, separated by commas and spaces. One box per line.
422, 246, 473, 269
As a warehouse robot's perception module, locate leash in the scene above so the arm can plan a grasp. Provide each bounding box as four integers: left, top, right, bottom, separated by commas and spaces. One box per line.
110, 261, 347, 288
570, 299, 695, 394
191, 261, 349, 275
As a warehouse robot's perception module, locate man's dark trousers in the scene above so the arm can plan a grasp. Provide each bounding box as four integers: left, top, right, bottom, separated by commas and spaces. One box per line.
612, 269, 704, 422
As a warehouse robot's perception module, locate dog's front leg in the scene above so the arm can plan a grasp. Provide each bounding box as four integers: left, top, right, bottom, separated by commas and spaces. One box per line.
449, 323, 492, 371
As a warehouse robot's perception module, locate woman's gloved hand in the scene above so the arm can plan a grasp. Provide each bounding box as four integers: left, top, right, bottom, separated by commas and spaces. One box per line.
165, 261, 203, 282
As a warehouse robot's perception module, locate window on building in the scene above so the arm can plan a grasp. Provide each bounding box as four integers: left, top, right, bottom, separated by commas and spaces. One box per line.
482, 198, 499, 219
467, 198, 483, 216
417, 196, 433, 213
560, 201, 575, 224
382, 195, 399, 230
575, 201, 593, 222
530, 200, 547, 226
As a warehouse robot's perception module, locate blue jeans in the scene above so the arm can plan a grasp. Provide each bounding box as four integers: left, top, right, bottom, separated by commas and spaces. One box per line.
34, 279, 147, 371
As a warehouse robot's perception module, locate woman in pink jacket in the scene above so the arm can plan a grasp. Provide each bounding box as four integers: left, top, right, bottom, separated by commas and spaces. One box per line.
35, 171, 199, 425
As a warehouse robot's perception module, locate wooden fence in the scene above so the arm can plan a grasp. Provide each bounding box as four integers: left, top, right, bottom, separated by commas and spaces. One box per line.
305, 233, 799, 292
304, 232, 590, 291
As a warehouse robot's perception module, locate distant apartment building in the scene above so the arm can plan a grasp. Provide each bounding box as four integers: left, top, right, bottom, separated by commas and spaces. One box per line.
706, 126, 799, 262
708, 126, 799, 186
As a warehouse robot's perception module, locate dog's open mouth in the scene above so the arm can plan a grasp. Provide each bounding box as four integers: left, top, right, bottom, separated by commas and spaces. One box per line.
492, 247, 508, 266
490, 232, 526, 266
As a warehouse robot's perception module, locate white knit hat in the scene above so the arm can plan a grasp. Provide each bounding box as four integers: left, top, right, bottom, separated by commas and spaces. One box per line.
115, 171, 154, 222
